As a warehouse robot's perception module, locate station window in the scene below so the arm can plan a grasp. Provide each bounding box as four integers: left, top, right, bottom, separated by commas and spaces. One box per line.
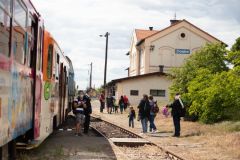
130, 90, 139, 96
13, 0, 27, 64
47, 44, 53, 79
0, 7, 11, 57
150, 89, 166, 97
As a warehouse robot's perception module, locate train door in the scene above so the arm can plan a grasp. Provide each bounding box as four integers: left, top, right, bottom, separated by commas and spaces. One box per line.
59, 63, 63, 124
30, 15, 43, 140
63, 66, 67, 120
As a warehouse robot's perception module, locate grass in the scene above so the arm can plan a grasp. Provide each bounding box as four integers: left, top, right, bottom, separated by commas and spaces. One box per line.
214, 121, 240, 132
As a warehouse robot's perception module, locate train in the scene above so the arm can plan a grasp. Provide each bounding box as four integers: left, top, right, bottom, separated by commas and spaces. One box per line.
0, 0, 75, 158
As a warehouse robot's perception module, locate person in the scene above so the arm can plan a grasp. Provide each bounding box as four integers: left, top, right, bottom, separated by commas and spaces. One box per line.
118, 96, 125, 114
149, 96, 158, 133
123, 95, 129, 111
106, 93, 114, 114
162, 104, 170, 118
128, 106, 136, 128
113, 97, 119, 113
138, 94, 150, 133
73, 96, 85, 136
170, 93, 184, 137
83, 90, 92, 134
99, 92, 105, 113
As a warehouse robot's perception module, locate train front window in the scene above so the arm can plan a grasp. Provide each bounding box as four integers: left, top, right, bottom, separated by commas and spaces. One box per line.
47, 44, 53, 79
0, 7, 10, 57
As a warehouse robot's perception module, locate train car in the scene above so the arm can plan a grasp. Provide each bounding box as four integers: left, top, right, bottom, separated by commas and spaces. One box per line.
0, 0, 74, 158
0, 0, 44, 158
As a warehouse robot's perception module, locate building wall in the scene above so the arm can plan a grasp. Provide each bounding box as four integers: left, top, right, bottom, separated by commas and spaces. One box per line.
129, 33, 138, 76
115, 75, 172, 106
144, 22, 221, 73
147, 27, 209, 73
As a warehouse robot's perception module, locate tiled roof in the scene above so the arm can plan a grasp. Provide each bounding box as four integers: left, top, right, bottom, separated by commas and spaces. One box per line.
135, 29, 159, 41
136, 20, 226, 46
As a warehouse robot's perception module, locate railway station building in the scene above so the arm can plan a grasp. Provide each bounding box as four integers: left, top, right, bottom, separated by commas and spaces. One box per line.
108, 19, 224, 105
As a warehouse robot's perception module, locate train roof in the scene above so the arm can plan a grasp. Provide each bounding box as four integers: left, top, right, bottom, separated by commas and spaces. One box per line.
44, 30, 69, 64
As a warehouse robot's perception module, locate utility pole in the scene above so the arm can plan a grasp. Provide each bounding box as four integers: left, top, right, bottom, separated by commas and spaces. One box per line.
103, 32, 109, 88
89, 62, 92, 89
100, 32, 110, 108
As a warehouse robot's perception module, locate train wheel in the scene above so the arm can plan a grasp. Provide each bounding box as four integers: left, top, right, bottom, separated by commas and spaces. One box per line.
8, 140, 16, 160
53, 116, 57, 130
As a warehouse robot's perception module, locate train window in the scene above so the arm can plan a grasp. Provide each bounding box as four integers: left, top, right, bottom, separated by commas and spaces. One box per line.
37, 27, 43, 71
26, 14, 35, 67
14, 0, 27, 29
13, 0, 27, 64
47, 44, 53, 79
0, 0, 11, 13
0, 7, 10, 57
13, 21, 25, 64
55, 53, 59, 80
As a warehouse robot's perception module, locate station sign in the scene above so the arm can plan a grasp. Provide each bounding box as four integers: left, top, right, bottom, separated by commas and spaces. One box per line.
175, 49, 190, 54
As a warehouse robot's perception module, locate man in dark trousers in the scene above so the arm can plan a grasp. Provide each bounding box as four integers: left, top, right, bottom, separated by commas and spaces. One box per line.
83, 90, 92, 134
170, 93, 184, 137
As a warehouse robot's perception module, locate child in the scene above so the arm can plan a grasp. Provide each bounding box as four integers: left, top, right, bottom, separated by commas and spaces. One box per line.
162, 105, 170, 118
128, 106, 136, 128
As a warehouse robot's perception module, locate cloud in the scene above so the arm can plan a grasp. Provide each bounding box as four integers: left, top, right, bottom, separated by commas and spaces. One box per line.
33, 0, 240, 89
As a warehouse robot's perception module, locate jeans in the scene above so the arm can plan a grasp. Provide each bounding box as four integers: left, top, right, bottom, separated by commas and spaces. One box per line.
84, 115, 90, 133
100, 102, 104, 112
173, 116, 180, 136
141, 118, 148, 133
149, 114, 156, 131
129, 118, 134, 128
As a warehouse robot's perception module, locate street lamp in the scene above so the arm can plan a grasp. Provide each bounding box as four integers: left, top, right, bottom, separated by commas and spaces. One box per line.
99, 32, 110, 89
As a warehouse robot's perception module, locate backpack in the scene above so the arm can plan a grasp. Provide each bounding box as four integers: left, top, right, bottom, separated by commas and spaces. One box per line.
152, 102, 159, 113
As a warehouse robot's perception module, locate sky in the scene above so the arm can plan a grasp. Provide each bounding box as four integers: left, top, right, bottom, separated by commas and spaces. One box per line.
33, 0, 240, 89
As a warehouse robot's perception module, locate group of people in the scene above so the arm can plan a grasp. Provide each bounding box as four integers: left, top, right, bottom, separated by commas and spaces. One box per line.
99, 92, 184, 137
72, 90, 92, 136
137, 93, 185, 137
99, 92, 129, 114
95, 91, 185, 137
137, 95, 160, 133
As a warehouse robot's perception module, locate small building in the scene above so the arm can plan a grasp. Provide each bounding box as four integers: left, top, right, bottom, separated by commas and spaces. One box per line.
108, 72, 171, 105
109, 19, 225, 105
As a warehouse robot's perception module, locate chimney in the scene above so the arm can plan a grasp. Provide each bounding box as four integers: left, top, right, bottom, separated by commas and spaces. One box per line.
170, 19, 180, 25
149, 27, 153, 31
159, 65, 164, 73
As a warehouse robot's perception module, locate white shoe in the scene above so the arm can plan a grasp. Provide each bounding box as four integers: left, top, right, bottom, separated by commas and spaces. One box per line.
153, 130, 159, 133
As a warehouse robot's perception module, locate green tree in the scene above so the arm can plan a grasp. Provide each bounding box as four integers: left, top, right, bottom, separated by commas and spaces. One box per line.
170, 43, 229, 123
170, 43, 228, 99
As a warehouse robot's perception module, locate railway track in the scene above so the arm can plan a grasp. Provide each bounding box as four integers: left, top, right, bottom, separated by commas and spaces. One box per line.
90, 116, 184, 160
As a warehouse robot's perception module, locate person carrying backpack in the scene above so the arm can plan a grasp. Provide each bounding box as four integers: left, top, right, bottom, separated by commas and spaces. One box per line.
169, 93, 185, 137
149, 96, 159, 133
